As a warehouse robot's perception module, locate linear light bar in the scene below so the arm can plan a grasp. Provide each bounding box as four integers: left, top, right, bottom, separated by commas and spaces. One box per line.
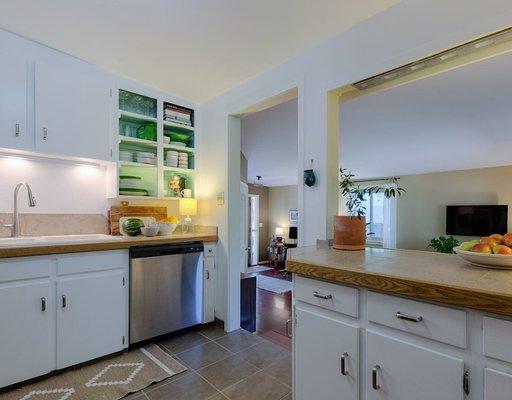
352, 27, 512, 91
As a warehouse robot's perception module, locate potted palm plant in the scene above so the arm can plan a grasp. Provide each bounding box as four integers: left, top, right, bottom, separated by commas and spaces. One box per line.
333, 169, 404, 250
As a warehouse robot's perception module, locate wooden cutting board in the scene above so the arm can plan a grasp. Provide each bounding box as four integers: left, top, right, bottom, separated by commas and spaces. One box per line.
109, 205, 167, 235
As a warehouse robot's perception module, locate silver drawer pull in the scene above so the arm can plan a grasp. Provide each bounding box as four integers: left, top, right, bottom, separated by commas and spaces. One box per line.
372, 365, 381, 390
43, 127, 48, 140
396, 311, 423, 323
206, 270, 210, 280
340, 352, 349, 376
285, 319, 293, 338
313, 291, 332, 300
62, 295, 67, 308
15, 123, 20, 137
41, 297, 47, 312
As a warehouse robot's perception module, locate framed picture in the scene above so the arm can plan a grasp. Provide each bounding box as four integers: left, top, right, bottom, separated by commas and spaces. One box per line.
289, 209, 298, 227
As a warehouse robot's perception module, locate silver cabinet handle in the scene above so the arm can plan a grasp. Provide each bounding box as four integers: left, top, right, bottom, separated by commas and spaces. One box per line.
313, 291, 332, 300
372, 365, 381, 390
15, 123, 20, 137
396, 311, 423, 323
41, 297, 47, 312
61, 295, 67, 308
206, 270, 210, 280
340, 352, 349, 376
285, 319, 293, 338
43, 127, 48, 140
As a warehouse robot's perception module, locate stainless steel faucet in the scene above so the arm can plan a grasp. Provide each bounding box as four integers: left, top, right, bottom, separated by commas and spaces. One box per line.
3, 182, 37, 237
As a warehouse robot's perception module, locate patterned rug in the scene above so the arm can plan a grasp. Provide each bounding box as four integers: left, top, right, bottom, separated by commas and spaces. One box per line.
2, 344, 186, 400
256, 275, 293, 294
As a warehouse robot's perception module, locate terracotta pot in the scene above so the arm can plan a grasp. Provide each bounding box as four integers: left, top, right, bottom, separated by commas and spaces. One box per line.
333, 215, 366, 250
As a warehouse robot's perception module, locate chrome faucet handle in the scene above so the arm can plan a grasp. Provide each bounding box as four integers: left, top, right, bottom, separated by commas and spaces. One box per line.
2, 223, 14, 228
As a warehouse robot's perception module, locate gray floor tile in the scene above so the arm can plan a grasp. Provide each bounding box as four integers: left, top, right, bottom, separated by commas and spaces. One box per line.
222, 371, 290, 400
159, 331, 210, 354
197, 353, 259, 391
237, 340, 289, 369
214, 329, 263, 353
280, 394, 292, 400
264, 355, 292, 387
207, 394, 229, 400
124, 392, 146, 399
145, 373, 219, 400
177, 341, 234, 370
144, 369, 193, 393
198, 325, 228, 340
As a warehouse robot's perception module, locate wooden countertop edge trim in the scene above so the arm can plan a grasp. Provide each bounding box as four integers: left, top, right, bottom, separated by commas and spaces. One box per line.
286, 260, 512, 317
0, 235, 218, 259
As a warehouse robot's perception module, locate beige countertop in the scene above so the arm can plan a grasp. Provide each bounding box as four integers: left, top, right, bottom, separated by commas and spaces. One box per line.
0, 233, 218, 259
287, 245, 512, 317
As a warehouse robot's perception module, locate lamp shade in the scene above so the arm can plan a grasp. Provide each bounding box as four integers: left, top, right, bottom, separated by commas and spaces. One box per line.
275, 227, 285, 236
179, 198, 197, 216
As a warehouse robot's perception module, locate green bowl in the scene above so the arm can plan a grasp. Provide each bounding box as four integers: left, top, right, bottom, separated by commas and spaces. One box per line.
168, 132, 191, 145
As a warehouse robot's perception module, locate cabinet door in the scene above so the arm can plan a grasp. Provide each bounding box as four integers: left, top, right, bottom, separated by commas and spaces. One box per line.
366, 331, 464, 400
485, 368, 512, 400
294, 307, 359, 400
203, 255, 215, 323
57, 271, 126, 369
0, 281, 53, 387
35, 61, 110, 160
0, 52, 30, 150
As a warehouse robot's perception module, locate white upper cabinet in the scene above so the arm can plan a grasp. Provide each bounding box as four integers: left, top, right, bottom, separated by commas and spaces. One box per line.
35, 61, 111, 160
0, 51, 30, 151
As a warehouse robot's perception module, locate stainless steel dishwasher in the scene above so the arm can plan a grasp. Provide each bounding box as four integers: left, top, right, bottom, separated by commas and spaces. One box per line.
129, 242, 204, 344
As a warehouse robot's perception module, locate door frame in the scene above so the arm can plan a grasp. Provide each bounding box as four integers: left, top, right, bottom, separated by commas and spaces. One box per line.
248, 194, 260, 266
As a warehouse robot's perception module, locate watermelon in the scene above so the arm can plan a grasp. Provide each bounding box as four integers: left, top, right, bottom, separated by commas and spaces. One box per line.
122, 218, 144, 236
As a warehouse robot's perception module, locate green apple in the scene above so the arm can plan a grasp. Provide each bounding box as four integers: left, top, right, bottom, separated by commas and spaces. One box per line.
459, 240, 479, 251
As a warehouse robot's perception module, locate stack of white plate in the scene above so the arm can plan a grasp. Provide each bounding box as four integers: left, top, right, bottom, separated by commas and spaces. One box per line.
166, 150, 179, 167
178, 152, 188, 169
119, 176, 143, 189
136, 151, 157, 165
120, 150, 133, 162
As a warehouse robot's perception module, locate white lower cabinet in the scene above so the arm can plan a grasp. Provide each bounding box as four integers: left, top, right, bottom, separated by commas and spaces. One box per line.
0, 281, 53, 388
366, 331, 464, 400
484, 368, 512, 400
294, 306, 359, 400
57, 271, 126, 369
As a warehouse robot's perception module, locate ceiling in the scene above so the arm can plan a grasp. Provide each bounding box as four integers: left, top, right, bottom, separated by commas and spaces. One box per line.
241, 99, 298, 187
0, 0, 399, 102
340, 51, 512, 179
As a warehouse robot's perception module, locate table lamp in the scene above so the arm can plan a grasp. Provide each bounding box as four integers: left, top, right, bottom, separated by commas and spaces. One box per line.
275, 227, 285, 239
179, 198, 197, 233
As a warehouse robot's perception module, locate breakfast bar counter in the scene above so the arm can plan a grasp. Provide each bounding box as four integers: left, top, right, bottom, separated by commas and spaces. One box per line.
287, 245, 512, 317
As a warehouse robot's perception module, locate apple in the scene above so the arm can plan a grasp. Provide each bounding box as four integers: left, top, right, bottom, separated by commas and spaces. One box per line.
471, 243, 492, 254
502, 233, 512, 247
460, 240, 480, 251
493, 244, 512, 255
490, 234, 503, 244
480, 236, 499, 248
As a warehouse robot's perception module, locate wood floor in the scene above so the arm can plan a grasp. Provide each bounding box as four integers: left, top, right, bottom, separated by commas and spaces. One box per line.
248, 266, 292, 351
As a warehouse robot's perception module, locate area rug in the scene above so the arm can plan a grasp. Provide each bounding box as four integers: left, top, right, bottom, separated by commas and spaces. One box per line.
247, 265, 273, 273
256, 275, 293, 294
3, 344, 186, 400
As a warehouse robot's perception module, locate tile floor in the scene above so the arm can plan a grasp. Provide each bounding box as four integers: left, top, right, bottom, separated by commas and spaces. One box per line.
127, 326, 292, 400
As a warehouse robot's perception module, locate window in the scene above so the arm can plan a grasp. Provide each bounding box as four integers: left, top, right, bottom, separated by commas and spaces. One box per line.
362, 191, 385, 245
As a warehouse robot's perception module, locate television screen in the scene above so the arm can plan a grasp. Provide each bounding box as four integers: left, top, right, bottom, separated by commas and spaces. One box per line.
446, 205, 508, 236
288, 226, 298, 240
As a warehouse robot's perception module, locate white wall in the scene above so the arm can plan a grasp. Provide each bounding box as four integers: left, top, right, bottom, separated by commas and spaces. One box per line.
198, 0, 512, 330
241, 99, 298, 186
269, 185, 298, 241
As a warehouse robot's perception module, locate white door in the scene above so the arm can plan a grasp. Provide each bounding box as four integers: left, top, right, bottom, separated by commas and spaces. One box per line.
485, 368, 512, 400
249, 195, 260, 265
0, 52, 30, 151
0, 281, 53, 387
203, 255, 216, 323
294, 307, 359, 400
366, 331, 464, 400
57, 271, 126, 369
35, 61, 111, 160
240, 182, 249, 272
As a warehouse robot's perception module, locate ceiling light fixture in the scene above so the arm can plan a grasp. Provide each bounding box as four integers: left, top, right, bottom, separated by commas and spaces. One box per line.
352, 26, 512, 91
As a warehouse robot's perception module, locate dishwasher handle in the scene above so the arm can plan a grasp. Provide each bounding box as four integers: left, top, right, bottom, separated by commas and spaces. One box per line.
130, 242, 204, 258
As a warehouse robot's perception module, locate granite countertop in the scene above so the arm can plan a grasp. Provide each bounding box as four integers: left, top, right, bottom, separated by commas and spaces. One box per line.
0, 233, 218, 259
286, 245, 512, 317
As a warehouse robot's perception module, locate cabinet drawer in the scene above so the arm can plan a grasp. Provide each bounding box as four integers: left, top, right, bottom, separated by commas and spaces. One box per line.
294, 275, 358, 318
0, 257, 52, 283
57, 250, 128, 275
367, 291, 466, 348
483, 316, 512, 363
485, 368, 512, 400
204, 244, 216, 258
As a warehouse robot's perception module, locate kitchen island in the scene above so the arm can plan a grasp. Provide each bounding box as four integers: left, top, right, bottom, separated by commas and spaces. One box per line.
287, 245, 512, 400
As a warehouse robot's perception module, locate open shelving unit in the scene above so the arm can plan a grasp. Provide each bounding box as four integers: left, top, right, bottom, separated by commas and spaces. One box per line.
109, 88, 197, 200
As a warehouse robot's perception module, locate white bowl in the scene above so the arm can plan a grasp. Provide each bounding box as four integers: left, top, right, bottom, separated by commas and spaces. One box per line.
163, 136, 171, 144
453, 246, 512, 269
141, 226, 160, 237
158, 222, 178, 236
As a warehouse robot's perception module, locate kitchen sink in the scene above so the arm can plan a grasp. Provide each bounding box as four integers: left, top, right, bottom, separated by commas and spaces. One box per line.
0, 234, 123, 248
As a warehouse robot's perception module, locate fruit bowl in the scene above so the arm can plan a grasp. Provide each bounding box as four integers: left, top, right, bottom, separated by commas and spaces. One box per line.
453, 246, 512, 269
